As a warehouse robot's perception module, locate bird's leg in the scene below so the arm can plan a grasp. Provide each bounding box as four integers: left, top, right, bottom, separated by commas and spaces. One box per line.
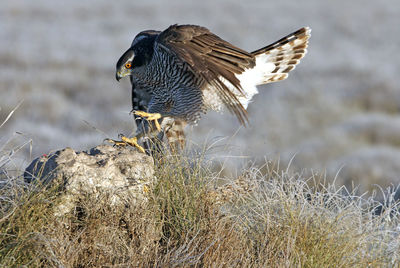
104, 134, 146, 153
134, 111, 162, 132
104, 111, 163, 154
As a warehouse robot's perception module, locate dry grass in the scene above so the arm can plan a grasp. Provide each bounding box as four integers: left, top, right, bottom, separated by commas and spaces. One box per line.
1, 148, 400, 267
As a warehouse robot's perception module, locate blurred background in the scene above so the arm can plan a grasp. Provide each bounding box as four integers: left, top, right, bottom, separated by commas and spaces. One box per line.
1, 0, 399, 193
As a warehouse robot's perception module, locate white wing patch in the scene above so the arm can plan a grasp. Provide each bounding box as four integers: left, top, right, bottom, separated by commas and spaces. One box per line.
203, 27, 311, 111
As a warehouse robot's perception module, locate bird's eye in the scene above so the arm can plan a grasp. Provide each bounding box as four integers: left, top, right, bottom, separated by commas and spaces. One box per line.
125, 62, 132, 69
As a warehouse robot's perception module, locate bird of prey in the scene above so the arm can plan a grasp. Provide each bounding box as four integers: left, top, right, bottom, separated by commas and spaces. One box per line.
110, 24, 311, 153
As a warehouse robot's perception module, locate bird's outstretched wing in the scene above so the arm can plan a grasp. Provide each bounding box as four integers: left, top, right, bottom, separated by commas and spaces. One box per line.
155, 24, 255, 125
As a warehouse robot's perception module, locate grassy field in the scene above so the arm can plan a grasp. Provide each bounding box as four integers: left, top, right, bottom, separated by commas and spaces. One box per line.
1, 143, 399, 266
1, 0, 400, 191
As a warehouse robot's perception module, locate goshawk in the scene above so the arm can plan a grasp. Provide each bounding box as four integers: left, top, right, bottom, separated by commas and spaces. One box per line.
110, 24, 311, 153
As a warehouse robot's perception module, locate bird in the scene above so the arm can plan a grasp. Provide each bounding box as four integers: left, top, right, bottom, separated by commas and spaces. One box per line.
109, 24, 311, 153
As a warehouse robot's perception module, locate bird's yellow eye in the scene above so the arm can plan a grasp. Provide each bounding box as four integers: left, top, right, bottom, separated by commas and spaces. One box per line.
125, 62, 132, 69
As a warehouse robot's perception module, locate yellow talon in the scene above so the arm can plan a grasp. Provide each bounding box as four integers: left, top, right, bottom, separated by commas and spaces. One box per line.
104, 138, 127, 147
105, 136, 146, 153
121, 136, 146, 153
134, 111, 162, 132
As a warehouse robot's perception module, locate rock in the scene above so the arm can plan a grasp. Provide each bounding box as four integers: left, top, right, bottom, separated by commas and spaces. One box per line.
24, 145, 154, 215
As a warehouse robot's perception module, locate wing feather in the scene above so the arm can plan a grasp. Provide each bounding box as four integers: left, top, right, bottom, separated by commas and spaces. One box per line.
154, 25, 311, 125
155, 24, 255, 125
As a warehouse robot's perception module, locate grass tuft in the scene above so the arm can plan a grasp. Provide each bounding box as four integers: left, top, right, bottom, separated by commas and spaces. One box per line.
1, 149, 400, 266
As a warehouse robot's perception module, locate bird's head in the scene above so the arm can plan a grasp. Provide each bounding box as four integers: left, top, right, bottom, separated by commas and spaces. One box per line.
116, 30, 160, 81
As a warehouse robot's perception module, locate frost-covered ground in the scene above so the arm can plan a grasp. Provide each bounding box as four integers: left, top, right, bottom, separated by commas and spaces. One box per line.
1, 0, 399, 191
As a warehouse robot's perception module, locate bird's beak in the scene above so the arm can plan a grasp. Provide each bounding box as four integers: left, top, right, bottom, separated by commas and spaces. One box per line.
116, 72, 122, 82
116, 69, 131, 82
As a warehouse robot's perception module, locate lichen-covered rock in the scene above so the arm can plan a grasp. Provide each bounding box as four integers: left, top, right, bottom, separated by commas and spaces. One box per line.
24, 145, 154, 215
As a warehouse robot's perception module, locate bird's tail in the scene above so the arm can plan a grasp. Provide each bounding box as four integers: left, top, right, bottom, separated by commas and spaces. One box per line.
234, 27, 311, 109
251, 27, 311, 85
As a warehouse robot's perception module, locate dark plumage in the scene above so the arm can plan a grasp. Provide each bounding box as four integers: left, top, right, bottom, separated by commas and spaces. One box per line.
115, 24, 311, 152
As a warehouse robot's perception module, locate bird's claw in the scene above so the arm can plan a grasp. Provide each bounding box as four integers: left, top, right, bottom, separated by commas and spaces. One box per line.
104, 136, 146, 153
104, 138, 127, 147
134, 111, 162, 132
